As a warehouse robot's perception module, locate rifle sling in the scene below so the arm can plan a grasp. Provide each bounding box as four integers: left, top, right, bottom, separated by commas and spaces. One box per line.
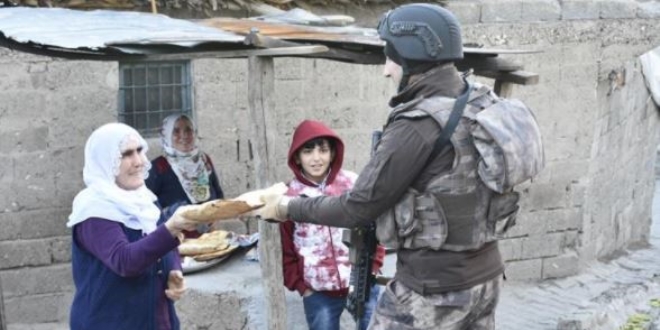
424, 81, 473, 168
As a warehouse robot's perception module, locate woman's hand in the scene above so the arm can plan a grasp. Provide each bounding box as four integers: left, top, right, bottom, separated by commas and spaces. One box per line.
165, 205, 198, 238
165, 270, 186, 301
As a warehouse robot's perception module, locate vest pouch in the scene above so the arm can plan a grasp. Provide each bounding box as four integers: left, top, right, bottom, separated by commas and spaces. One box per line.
375, 189, 421, 250
404, 192, 448, 250
487, 191, 520, 237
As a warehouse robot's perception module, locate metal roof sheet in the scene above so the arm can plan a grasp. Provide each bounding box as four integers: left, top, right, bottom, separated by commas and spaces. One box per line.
0, 7, 540, 66
0, 7, 245, 51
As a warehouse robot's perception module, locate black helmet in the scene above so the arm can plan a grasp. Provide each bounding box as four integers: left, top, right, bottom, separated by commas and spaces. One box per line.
378, 3, 463, 65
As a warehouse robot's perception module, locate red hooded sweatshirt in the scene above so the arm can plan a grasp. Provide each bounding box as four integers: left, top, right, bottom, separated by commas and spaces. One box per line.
279, 120, 385, 297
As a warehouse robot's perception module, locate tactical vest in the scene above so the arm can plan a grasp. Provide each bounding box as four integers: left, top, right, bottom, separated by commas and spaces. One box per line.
375, 84, 525, 252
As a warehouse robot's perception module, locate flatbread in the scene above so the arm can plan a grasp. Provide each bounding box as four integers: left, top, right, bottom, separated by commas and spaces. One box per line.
178, 230, 230, 256
231, 182, 289, 208
193, 244, 239, 262
181, 199, 263, 223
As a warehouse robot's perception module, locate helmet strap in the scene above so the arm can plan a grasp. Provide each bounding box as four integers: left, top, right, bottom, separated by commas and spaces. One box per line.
398, 61, 411, 92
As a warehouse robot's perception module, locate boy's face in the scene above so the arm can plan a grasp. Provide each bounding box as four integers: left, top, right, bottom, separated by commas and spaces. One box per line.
296, 140, 334, 184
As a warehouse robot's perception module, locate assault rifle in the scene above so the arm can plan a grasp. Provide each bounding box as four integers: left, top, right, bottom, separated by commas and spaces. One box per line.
343, 130, 382, 329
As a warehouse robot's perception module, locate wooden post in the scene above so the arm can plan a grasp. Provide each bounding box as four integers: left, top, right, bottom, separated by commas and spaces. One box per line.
494, 80, 514, 98
246, 55, 287, 330
0, 277, 6, 330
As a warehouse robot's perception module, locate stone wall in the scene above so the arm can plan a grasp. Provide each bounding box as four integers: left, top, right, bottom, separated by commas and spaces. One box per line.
0, 50, 117, 325
1, 0, 660, 327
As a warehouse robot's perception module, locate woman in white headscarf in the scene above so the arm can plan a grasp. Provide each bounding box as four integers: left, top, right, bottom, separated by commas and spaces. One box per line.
146, 114, 224, 238
67, 123, 196, 330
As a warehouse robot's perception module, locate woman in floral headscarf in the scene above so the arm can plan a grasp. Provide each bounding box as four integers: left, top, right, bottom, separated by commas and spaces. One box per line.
146, 114, 224, 238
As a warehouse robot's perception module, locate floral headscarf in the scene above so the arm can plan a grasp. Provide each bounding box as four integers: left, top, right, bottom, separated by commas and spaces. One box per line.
67, 123, 160, 234
161, 114, 211, 204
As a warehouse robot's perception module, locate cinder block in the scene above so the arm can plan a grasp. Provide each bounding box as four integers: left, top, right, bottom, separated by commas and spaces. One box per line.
562, 230, 579, 250
6, 176, 58, 211
561, 0, 600, 20
524, 182, 569, 211
0, 48, 31, 64
7, 322, 69, 330
0, 183, 20, 213
273, 79, 305, 110
445, 0, 482, 24
0, 91, 48, 126
547, 160, 590, 187
40, 60, 116, 90
194, 83, 239, 116
548, 208, 583, 233
0, 62, 30, 92
481, 0, 523, 22
542, 252, 580, 279
4, 292, 72, 324
0, 127, 49, 154
0, 155, 13, 182
50, 237, 71, 264
44, 90, 117, 148
506, 208, 582, 238
54, 179, 82, 211
521, 232, 564, 259
499, 238, 524, 261
504, 258, 542, 280
274, 57, 305, 81
0, 264, 72, 298
0, 208, 70, 241
638, 1, 660, 18
193, 58, 247, 85
600, 0, 638, 19
522, 0, 561, 21
569, 183, 586, 207
0, 239, 52, 269
504, 210, 551, 238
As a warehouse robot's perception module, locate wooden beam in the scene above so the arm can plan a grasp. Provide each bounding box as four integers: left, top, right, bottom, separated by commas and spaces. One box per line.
244, 33, 382, 64
139, 45, 329, 62
246, 55, 287, 330
481, 70, 539, 98
477, 70, 540, 86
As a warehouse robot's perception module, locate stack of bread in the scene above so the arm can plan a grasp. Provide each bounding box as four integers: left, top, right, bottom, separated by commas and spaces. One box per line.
178, 230, 238, 262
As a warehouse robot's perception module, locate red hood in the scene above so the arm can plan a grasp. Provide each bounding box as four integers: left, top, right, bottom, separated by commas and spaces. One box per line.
288, 120, 344, 187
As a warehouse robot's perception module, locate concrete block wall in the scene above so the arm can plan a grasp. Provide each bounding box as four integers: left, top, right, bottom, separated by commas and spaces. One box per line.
0, 48, 117, 325
1, 0, 660, 326
448, 0, 660, 280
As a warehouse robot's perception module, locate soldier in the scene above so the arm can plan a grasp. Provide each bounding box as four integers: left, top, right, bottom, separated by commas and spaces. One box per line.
250, 3, 543, 329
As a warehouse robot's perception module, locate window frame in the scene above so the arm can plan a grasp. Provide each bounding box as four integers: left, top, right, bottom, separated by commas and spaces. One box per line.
117, 60, 194, 137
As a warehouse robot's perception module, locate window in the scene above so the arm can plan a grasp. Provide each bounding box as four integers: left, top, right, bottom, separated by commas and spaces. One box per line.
118, 61, 193, 136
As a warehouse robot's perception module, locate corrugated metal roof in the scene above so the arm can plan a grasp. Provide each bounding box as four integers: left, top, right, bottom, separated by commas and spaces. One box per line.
0, 7, 246, 54
0, 6, 540, 66
201, 18, 383, 47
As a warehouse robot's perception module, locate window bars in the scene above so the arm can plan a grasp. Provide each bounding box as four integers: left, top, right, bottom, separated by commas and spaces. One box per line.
118, 61, 193, 137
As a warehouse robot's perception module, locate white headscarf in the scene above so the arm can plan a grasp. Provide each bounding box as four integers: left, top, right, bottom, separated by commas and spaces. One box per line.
67, 123, 161, 234
161, 114, 211, 204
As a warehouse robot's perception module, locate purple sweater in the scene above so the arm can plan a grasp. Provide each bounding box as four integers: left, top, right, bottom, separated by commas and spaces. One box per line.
75, 219, 181, 330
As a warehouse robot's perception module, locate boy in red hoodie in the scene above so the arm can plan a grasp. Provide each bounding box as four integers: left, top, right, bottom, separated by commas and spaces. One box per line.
280, 120, 384, 330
